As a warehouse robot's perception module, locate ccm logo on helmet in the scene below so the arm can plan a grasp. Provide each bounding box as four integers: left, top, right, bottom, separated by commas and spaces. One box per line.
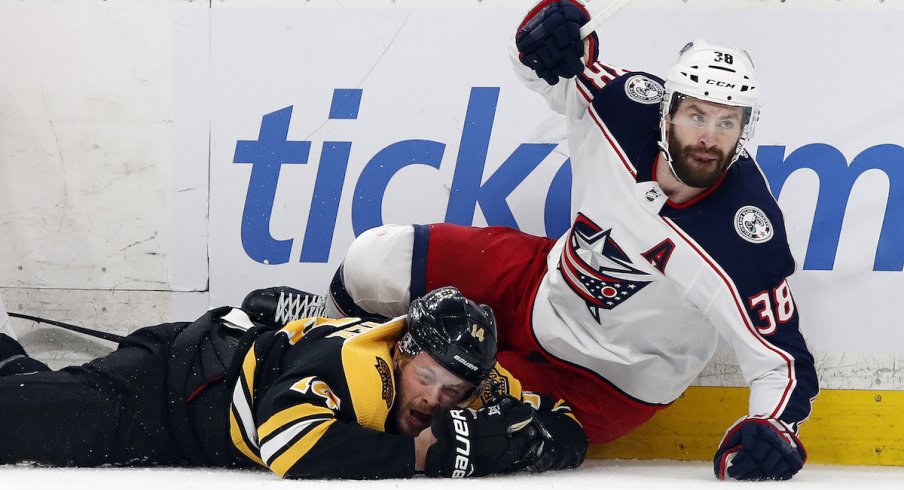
706, 79, 736, 88
450, 410, 473, 478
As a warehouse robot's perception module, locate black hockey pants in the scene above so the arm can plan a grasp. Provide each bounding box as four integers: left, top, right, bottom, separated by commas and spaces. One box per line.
0, 307, 249, 467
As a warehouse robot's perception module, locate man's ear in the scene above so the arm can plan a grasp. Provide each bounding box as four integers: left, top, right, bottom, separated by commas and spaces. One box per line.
392, 341, 402, 366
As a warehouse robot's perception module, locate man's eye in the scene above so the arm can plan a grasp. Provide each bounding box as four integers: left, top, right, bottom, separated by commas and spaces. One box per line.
690, 114, 705, 123
719, 120, 736, 130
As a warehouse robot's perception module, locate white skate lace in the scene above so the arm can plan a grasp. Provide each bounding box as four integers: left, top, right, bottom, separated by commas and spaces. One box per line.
275, 290, 326, 324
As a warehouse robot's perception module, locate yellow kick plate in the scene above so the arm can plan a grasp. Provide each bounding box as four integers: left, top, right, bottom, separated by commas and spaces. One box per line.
588, 387, 904, 466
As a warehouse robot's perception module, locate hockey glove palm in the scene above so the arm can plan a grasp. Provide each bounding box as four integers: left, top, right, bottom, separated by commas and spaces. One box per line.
515, 0, 597, 85
424, 396, 545, 478
714, 417, 807, 481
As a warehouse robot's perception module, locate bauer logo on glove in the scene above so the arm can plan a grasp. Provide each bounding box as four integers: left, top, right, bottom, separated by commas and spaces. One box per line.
425, 397, 546, 478
449, 409, 475, 477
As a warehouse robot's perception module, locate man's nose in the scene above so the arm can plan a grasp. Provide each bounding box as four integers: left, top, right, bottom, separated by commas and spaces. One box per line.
698, 125, 718, 147
421, 386, 442, 407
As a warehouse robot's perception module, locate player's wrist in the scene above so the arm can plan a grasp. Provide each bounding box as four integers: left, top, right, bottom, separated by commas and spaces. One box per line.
413, 427, 437, 472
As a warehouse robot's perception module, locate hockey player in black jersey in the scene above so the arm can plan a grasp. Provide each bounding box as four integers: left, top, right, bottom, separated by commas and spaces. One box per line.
0, 287, 586, 479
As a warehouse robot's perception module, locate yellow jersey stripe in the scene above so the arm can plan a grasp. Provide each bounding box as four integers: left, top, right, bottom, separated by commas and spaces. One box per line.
241, 344, 258, 397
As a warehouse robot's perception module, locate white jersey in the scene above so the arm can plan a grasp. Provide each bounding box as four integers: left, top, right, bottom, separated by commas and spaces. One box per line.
511, 47, 817, 429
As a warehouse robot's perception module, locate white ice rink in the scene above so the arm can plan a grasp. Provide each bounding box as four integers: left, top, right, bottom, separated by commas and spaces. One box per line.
1, 460, 902, 489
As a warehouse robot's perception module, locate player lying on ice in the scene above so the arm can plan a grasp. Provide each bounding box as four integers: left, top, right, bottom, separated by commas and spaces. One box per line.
276, 0, 819, 482
0, 286, 586, 479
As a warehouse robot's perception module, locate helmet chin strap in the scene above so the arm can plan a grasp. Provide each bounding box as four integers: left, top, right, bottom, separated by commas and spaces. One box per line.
656, 135, 689, 187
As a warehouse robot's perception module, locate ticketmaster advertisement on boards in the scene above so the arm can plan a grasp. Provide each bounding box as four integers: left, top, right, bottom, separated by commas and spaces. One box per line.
174, 6, 904, 357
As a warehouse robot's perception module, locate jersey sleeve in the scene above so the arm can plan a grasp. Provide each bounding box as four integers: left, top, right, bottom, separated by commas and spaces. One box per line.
228, 320, 417, 479
678, 190, 819, 433
707, 255, 818, 433
252, 374, 415, 479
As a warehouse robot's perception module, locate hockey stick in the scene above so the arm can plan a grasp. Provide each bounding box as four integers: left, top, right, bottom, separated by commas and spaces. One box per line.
579, 0, 636, 39
7, 312, 125, 343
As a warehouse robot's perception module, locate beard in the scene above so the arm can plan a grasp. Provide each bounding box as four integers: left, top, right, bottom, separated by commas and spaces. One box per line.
667, 131, 735, 189
389, 366, 437, 437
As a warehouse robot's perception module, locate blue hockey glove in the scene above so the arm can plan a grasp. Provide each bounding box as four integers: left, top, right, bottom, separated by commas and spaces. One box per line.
714, 417, 807, 481
515, 1, 598, 85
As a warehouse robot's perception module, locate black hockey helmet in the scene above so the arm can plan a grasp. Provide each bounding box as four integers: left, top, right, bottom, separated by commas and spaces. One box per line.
399, 286, 498, 401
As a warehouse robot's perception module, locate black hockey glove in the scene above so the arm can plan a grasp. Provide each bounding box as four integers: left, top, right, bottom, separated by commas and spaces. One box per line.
714, 417, 806, 481
241, 286, 325, 328
424, 396, 545, 478
522, 409, 588, 473
515, 0, 597, 85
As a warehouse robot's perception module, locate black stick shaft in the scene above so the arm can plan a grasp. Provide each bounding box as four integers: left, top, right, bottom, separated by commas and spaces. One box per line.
7, 312, 125, 343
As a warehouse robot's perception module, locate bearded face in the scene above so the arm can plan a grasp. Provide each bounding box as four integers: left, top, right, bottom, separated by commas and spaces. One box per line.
665, 97, 744, 189
666, 128, 735, 188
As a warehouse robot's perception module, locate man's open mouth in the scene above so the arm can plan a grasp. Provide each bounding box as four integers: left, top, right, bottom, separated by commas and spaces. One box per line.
410, 409, 431, 427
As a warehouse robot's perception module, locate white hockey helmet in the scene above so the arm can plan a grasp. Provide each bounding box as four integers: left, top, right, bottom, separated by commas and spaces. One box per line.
659, 39, 760, 168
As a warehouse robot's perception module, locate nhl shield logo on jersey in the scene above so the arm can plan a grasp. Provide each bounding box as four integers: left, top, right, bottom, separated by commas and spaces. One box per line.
624, 75, 664, 104
734, 206, 773, 243
644, 186, 663, 202
560, 213, 653, 322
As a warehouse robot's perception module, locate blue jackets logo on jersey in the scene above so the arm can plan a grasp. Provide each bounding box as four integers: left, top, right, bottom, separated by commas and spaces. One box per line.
734, 206, 773, 244
559, 213, 653, 322
624, 75, 664, 104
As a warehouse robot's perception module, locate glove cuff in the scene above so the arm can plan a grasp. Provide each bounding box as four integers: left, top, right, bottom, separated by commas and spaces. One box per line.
517, 0, 591, 32
423, 440, 446, 478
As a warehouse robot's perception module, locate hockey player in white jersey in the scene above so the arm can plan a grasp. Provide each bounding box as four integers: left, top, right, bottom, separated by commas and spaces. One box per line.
318, 0, 818, 481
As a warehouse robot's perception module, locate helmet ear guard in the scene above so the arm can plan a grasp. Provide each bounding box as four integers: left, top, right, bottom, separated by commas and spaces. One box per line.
658, 39, 761, 172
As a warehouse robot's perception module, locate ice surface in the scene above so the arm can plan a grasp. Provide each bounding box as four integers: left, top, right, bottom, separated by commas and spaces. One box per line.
1, 459, 902, 489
